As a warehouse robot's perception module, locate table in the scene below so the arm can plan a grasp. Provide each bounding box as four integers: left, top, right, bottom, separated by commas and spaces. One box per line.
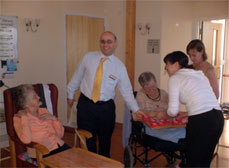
42, 148, 124, 168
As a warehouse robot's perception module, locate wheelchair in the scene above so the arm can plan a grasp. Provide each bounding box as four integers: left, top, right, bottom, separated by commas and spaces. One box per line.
124, 115, 187, 168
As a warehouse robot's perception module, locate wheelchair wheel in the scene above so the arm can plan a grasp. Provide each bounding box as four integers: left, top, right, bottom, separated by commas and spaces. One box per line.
124, 145, 134, 168
163, 152, 177, 166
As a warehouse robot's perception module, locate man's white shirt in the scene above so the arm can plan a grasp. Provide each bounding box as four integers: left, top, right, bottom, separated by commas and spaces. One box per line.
67, 51, 139, 112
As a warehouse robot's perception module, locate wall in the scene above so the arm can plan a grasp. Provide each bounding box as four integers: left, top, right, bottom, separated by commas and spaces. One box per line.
135, 1, 163, 91
159, 1, 193, 92
135, 0, 227, 111
135, 1, 194, 92
1, 0, 126, 124
135, 1, 228, 91
192, 1, 228, 19
0, 0, 2, 14
160, 0, 228, 91
136, 1, 228, 86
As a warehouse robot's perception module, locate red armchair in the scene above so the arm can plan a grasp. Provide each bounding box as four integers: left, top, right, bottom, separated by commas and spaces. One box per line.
4, 84, 91, 167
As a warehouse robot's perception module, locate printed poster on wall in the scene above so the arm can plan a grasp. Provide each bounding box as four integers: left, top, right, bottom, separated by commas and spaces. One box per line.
0, 15, 18, 61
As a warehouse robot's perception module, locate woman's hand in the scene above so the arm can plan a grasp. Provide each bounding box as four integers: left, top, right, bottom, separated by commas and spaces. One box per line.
156, 112, 170, 120
177, 111, 188, 117
39, 113, 57, 121
14, 110, 27, 118
147, 111, 170, 120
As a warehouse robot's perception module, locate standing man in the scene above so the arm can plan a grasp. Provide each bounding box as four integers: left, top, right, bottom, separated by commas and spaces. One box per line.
67, 31, 143, 157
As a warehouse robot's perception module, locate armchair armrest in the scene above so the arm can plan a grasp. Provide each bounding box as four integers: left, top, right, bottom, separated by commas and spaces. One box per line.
34, 144, 50, 168
75, 129, 92, 150
34, 144, 50, 155
11, 135, 37, 148
63, 125, 92, 150
77, 129, 93, 138
27, 142, 37, 148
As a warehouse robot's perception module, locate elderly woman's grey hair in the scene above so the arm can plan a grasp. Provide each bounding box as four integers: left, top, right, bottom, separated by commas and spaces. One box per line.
138, 72, 157, 87
14, 84, 34, 110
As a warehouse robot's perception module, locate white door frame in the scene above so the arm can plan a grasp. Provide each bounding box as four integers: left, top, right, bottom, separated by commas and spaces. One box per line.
193, 16, 228, 103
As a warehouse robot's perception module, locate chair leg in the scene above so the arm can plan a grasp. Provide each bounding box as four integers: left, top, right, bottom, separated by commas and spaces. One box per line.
34, 144, 50, 168
9, 137, 16, 168
36, 150, 45, 168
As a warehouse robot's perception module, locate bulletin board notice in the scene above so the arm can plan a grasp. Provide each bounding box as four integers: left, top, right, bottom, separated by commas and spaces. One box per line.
0, 16, 18, 61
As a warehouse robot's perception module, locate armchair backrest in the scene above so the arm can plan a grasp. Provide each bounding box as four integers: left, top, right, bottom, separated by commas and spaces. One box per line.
4, 83, 58, 145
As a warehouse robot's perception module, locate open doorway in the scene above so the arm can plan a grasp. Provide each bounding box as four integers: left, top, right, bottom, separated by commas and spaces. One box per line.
197, 18, 228, 104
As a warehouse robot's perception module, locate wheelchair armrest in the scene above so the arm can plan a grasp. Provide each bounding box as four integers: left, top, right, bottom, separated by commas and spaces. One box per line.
131, 120, 146, 141
132, 121, 146, 132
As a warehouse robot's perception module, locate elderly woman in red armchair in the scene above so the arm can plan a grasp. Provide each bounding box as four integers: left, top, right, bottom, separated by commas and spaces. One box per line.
13, 84, 70, 160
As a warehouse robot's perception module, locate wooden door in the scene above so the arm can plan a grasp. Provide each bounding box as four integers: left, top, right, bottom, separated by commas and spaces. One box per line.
66, 15, 104, 121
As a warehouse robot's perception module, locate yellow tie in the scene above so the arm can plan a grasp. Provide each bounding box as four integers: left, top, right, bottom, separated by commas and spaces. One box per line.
91, 57, 109, 103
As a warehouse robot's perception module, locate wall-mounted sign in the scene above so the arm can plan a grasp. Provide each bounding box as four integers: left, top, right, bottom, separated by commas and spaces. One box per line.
147, 39, 160, 54
0, 16, 18, 60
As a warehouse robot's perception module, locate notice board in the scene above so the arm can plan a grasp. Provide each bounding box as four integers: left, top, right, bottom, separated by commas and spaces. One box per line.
0, 15, 18, 78
0, 15, 18, 60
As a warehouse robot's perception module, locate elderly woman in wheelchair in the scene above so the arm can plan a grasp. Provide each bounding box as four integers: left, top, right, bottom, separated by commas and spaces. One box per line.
125, 72, 187, 167
13, 84, 71, 160
136, 72, 186, 144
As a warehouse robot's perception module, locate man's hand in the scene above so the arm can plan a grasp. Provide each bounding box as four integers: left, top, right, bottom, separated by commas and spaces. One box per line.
132, 110, 147, 121
67, 98, 74, 108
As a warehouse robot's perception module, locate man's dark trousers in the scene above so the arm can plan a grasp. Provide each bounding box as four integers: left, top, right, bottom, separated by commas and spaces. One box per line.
77, 93, 116, 157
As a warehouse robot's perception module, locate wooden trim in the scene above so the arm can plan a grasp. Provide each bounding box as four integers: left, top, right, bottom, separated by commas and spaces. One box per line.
125, 0, 136, 88
9, 136, 16, 168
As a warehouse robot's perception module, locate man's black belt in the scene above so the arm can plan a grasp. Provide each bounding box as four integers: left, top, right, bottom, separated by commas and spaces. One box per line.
81, 93, 113, 105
